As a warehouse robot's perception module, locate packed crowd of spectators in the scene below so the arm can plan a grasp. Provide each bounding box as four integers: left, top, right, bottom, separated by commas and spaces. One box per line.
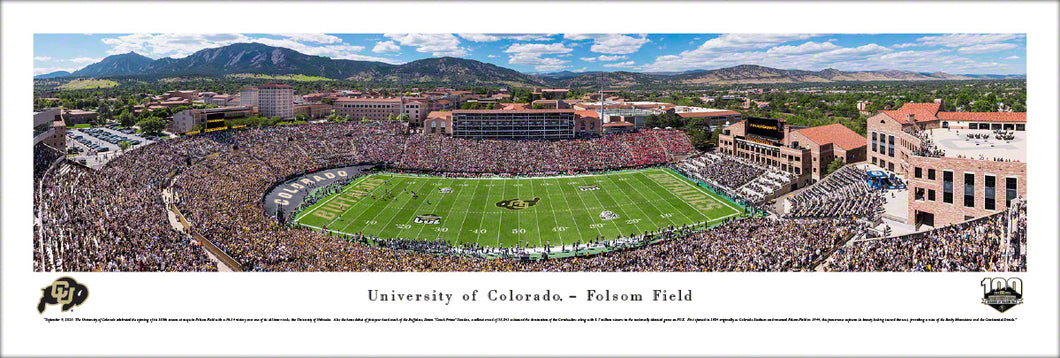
674, 153, 766, 191
34, 143, 63, 181
648, 129, 696, 156
822, 196, 1026, 272
33, 121, 1025, 272
397, 131, 679, 175
34, 135, 226, 271
784, 165, 885, 221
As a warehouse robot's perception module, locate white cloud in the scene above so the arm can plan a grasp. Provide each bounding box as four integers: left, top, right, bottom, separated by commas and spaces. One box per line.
67, 57, 103, 63
458, 33, 554, 42
372, 41, 400, 53
504, 42, 572, 55
487, 54, 497, 58
694, 33, 817, 53
100, 33, 399, 64
580, 57, 597, 62
34, 56, 52, 61
957, 43, 1018, 54
384, 33, 467, 56
101, 33, 253, 58
1005, 55, 1020, 60
914, 33, 1023, 48
563, 34, 650, 54
765, 41, 840, 55
504, 42, 572, 71
639, 34, 819, 71
603, 61, 635, 68
34, 66, 80, 76
458, 33, 500, 42
278, 33, 343, 44
597, 55, 627, 61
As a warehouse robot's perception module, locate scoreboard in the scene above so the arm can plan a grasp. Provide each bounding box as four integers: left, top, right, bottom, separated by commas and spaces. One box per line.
747, 117, 784, 140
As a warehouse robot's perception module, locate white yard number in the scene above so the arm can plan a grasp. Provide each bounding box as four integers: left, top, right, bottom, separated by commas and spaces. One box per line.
552, 226, 569, 232
512, 228, 526, 234
659, 213, 673, 218
512, 184, 523, 187
434, 227, 449, 232
471, 229, 487, 234
626, 219, 641, 224
589, 223, 605, 229
365, 220, 378, 225
396, 224, 411, 229
541, 183, 552, 186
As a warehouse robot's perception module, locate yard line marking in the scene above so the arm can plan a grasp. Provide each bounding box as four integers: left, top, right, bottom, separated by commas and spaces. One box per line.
635, 169, 712, 224
317, 175, 388, 230
555, 176, 597, 244
605, 172, 664, 232
563, 176, 616, 242
455, 178, 481, 247
475, 176, 495, 248
627, 170, 694, 226
586, 173, 646, 234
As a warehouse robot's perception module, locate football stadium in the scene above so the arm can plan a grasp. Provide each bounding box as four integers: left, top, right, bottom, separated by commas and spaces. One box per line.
34, 111, 1026, 272
291, 169, 745, 255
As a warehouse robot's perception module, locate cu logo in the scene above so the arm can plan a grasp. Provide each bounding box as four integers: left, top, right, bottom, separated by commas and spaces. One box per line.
38, 277, 89, 314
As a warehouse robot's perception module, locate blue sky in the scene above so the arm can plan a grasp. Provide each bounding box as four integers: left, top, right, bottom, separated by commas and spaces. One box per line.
33, 33, 1026, 76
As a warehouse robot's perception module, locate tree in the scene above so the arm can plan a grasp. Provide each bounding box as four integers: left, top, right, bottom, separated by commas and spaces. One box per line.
138, 117, 167, 136
118, 111, 137, 127
118, 140, 131, 151
825, 157, 846, 176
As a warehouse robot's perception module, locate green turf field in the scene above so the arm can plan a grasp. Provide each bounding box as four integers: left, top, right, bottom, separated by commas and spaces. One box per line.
294, 168, 743, 248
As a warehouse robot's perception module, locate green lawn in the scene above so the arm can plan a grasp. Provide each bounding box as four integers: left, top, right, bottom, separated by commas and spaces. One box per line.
72, 123, 91, 128
294, 168, 744, 249
58, 79, 118, 90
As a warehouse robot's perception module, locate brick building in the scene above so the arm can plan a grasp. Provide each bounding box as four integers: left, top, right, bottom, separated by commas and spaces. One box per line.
865, 100, 1027, 227
717, 117, 867, 188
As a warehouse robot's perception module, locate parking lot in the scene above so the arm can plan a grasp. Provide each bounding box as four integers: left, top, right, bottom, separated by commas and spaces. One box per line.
66, 125, 157, 168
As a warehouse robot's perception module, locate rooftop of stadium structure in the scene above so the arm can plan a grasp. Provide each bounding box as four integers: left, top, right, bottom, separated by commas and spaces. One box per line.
926, 127, 1026, 162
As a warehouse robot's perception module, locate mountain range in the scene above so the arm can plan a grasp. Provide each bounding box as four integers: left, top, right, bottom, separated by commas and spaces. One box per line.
35, 42, 1026, 87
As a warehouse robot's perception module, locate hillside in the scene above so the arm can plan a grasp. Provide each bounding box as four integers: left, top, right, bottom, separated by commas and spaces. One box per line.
50, 43, 1024, 89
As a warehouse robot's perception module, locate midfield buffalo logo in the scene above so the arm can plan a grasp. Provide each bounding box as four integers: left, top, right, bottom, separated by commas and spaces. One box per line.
578, 185, 600, 191
496, 197, 541, 211
414, 214, 442, 225
38, 277, 89, 314
439, 187, 453, 193
600, 211, 619, 220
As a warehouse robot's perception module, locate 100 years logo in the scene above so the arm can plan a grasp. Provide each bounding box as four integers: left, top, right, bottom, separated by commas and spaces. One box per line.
38, 277, 89, 313
981, 277, 1023, 313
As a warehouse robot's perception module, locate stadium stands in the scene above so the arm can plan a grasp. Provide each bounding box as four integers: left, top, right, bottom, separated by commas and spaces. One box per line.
32, 121, 1026, 272
784, 165, 885, 221
822, 196, 1026, 272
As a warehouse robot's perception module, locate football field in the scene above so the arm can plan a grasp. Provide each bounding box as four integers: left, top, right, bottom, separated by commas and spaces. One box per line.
294, 168, 744, 248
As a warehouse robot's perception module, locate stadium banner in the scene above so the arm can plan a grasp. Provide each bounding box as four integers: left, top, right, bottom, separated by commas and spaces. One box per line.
4, 1, 1059, 357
